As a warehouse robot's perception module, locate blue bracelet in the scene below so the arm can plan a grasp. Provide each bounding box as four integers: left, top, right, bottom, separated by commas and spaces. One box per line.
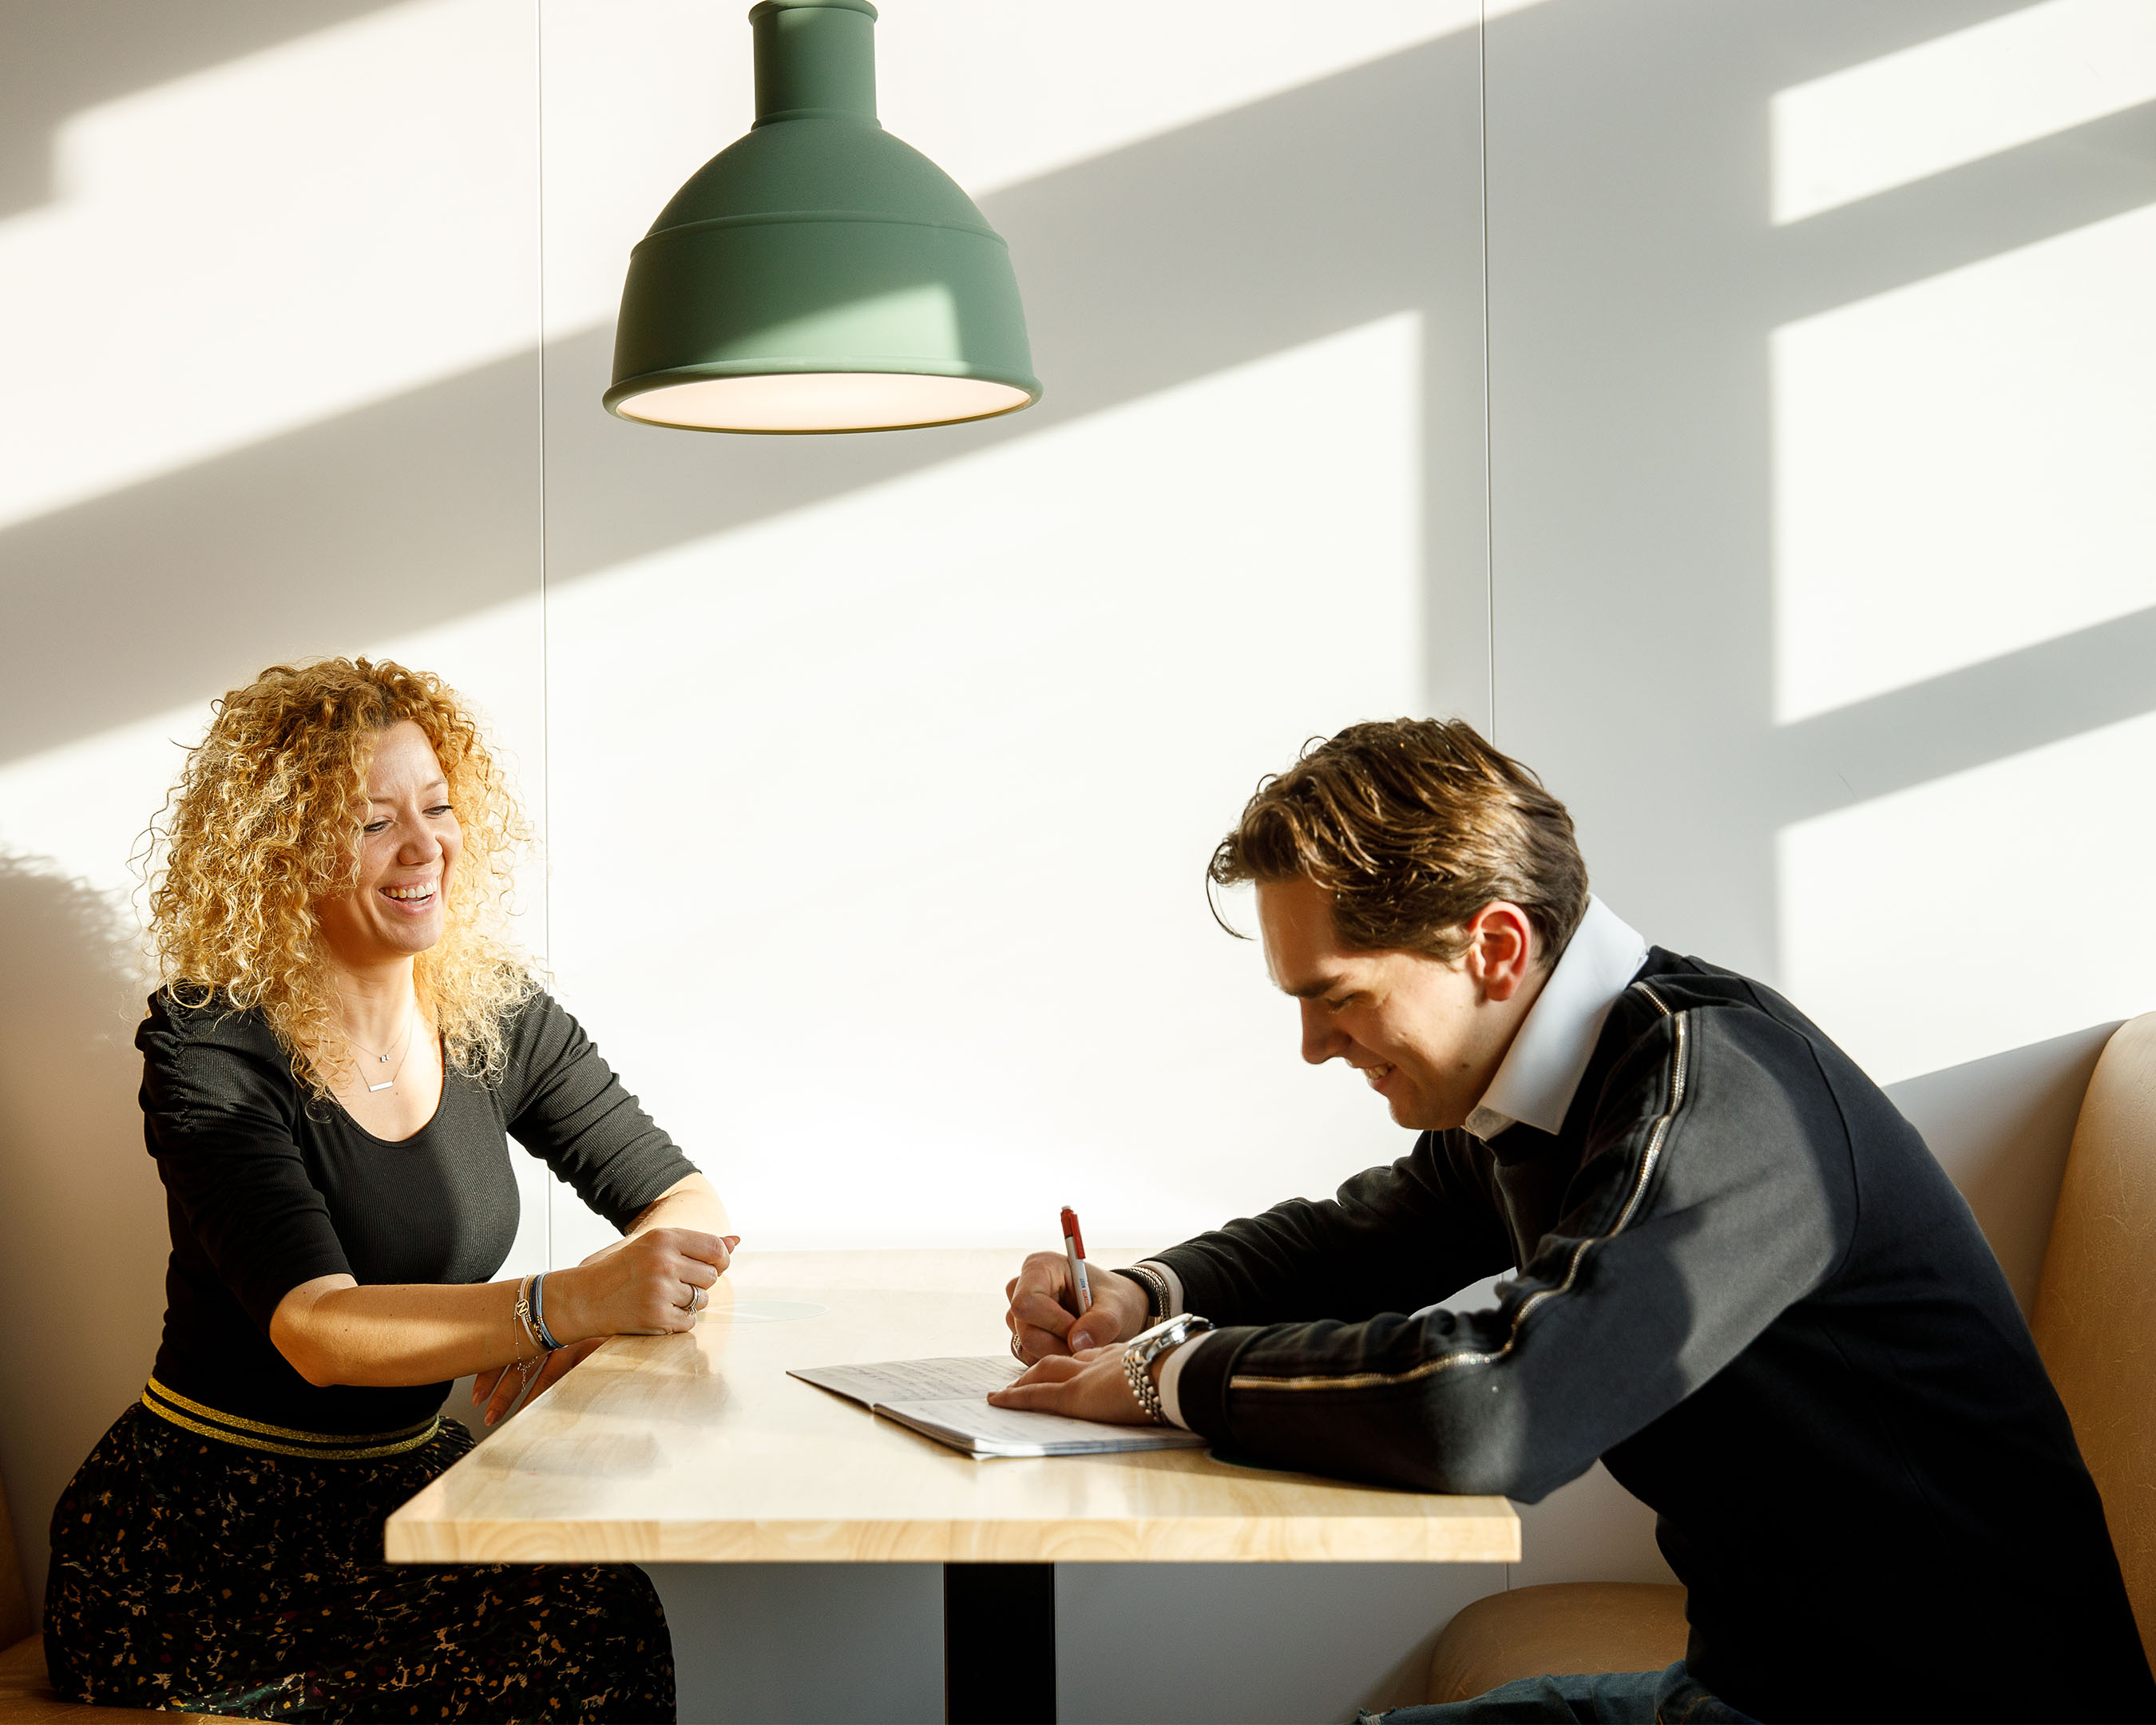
531, 1271, 564, 1351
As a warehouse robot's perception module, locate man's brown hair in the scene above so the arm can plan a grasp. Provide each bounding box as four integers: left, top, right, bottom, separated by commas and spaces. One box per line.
1208, 718, 1590, 966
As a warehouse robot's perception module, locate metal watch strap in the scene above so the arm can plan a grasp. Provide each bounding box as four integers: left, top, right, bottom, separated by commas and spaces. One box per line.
1123, 1348, 1166, 1422
1121, 1312, 1213, 1426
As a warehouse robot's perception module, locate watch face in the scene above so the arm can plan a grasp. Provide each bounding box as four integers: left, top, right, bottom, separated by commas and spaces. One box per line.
1135, 1312, 1208, 1361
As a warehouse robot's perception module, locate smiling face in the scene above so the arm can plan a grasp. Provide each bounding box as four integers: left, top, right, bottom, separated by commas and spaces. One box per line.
311, 720, 462, 971
1255, 875, 1546, 1132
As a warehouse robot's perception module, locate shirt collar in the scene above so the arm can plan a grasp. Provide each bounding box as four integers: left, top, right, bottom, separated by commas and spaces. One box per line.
1463, 896, 1649, 1141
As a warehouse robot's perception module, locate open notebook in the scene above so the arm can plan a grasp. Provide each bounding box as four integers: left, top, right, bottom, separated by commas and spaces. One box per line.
789, 1356, 1210, 1458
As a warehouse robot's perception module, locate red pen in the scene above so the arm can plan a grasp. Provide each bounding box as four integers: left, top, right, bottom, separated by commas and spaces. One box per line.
1060, 1206, 1093, 1314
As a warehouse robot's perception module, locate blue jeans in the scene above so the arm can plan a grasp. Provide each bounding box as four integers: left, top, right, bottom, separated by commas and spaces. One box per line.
1365, 1661, 1755, 1723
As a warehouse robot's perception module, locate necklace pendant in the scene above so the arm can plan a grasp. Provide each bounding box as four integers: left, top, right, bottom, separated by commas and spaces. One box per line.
367, 1080, 394, 1092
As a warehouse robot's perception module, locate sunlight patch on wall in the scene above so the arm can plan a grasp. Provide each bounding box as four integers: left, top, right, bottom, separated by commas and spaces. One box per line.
1770, 0, 2156, 225
1778, 708, 2156, 1087
1770, 201, 2156, 724
0, 0, 537, 533
0, 705, 205, 905
537, 0, 1539, 337
542, 314, 1425, 1256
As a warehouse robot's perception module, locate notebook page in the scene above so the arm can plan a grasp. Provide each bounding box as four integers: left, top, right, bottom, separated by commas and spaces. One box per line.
789, 1356, 1022, 1407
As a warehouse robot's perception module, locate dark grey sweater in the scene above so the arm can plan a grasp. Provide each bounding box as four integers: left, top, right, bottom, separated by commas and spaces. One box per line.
1158, 950, 2154, 1723
137, 989, 696, 1437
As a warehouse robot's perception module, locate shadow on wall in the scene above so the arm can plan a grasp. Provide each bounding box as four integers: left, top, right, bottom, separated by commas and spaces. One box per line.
0, 0, 395, 217
0, 25, 1491, 766
0, 857, 166, 1619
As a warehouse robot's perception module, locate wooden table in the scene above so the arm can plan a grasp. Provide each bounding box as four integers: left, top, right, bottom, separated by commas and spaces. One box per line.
386, 1250, 1519, 1723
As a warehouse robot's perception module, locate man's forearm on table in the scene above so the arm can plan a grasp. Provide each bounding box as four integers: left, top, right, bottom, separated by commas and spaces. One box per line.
1147, 1152, 1509, 1328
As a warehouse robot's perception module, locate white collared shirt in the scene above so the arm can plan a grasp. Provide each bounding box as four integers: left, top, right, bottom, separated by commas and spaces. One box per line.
1462, 895, 1650, 1142
1152, 895, 1650, 1427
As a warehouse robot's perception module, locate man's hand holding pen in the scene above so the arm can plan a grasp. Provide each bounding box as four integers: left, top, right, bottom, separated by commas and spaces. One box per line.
994, 1209, 1163, 1425
1001, 1253, 1148, 1363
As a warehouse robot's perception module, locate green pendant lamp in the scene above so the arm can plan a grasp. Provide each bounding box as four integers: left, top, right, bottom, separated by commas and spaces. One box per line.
604, 0, 1042, 434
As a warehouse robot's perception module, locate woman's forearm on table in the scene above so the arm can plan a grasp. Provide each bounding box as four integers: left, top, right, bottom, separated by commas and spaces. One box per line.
270, 1275, 537, 1389
270, 1184, 733, 1387
627, 1172, 732, 1239
269, 1178, 731, 1388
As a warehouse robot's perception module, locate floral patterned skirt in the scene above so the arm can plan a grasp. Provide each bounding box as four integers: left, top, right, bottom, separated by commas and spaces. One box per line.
43, 1400, 674, 1723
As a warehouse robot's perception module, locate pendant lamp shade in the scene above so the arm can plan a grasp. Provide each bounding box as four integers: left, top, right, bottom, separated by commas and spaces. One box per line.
605, 0, 1041, 434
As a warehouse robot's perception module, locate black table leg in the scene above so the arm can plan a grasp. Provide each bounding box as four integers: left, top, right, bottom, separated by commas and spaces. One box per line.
943, 1561, 1056, 1723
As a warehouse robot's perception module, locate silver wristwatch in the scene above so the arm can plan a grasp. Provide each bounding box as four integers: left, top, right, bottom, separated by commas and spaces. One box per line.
1121, 1312, 1213, 1425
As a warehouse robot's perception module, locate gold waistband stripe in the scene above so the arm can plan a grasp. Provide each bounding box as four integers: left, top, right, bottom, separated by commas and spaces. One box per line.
140, 1377, 442, 1461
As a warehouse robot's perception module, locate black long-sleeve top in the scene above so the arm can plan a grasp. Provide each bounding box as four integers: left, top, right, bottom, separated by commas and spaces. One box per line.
1159, 950, 2154, 1724
137, 989, 699, 1438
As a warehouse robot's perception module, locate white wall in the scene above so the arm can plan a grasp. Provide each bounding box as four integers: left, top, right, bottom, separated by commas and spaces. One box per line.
1483, 0, 2156, 1079
0, 2, 2150, 1721
532, 0, 1497, 1265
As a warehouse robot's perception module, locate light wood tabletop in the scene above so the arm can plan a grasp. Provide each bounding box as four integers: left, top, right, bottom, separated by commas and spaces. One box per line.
385, 1248, 1520, 1566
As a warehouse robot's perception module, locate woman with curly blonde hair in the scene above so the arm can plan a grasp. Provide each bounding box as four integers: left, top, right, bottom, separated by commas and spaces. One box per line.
42, 658, 734, 1723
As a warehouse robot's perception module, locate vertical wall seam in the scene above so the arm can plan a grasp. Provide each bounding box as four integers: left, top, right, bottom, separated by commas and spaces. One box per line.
535, 0, 553, 1274
1479, 0, 1496, 743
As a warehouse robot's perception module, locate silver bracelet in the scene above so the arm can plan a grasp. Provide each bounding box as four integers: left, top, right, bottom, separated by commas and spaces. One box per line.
1121, 1263, 1172, 1322
511, 1273, 545, 1358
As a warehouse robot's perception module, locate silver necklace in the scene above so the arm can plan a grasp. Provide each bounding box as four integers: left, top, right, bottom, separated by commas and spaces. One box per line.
368, 1026, 422, 1095
345, 998, 418, 1094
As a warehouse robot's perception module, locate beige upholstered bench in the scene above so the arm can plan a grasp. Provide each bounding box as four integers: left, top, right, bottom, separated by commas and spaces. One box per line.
1425, 1012, 2156, 1705
1427, 1580, 1690, 1705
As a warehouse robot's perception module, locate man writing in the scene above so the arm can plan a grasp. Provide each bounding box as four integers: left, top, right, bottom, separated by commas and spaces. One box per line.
990, 718, 2152, 1723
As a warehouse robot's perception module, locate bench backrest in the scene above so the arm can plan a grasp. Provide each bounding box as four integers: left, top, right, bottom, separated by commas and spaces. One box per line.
2031, 1011, 2156, 1670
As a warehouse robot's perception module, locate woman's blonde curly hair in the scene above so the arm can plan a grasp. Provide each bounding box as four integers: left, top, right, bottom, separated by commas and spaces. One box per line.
144, 657, 538, 1097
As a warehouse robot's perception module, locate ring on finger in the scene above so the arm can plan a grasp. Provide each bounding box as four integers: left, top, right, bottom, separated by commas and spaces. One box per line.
690, 1285, 708, 1312
1009, 1334, 1026, 1362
